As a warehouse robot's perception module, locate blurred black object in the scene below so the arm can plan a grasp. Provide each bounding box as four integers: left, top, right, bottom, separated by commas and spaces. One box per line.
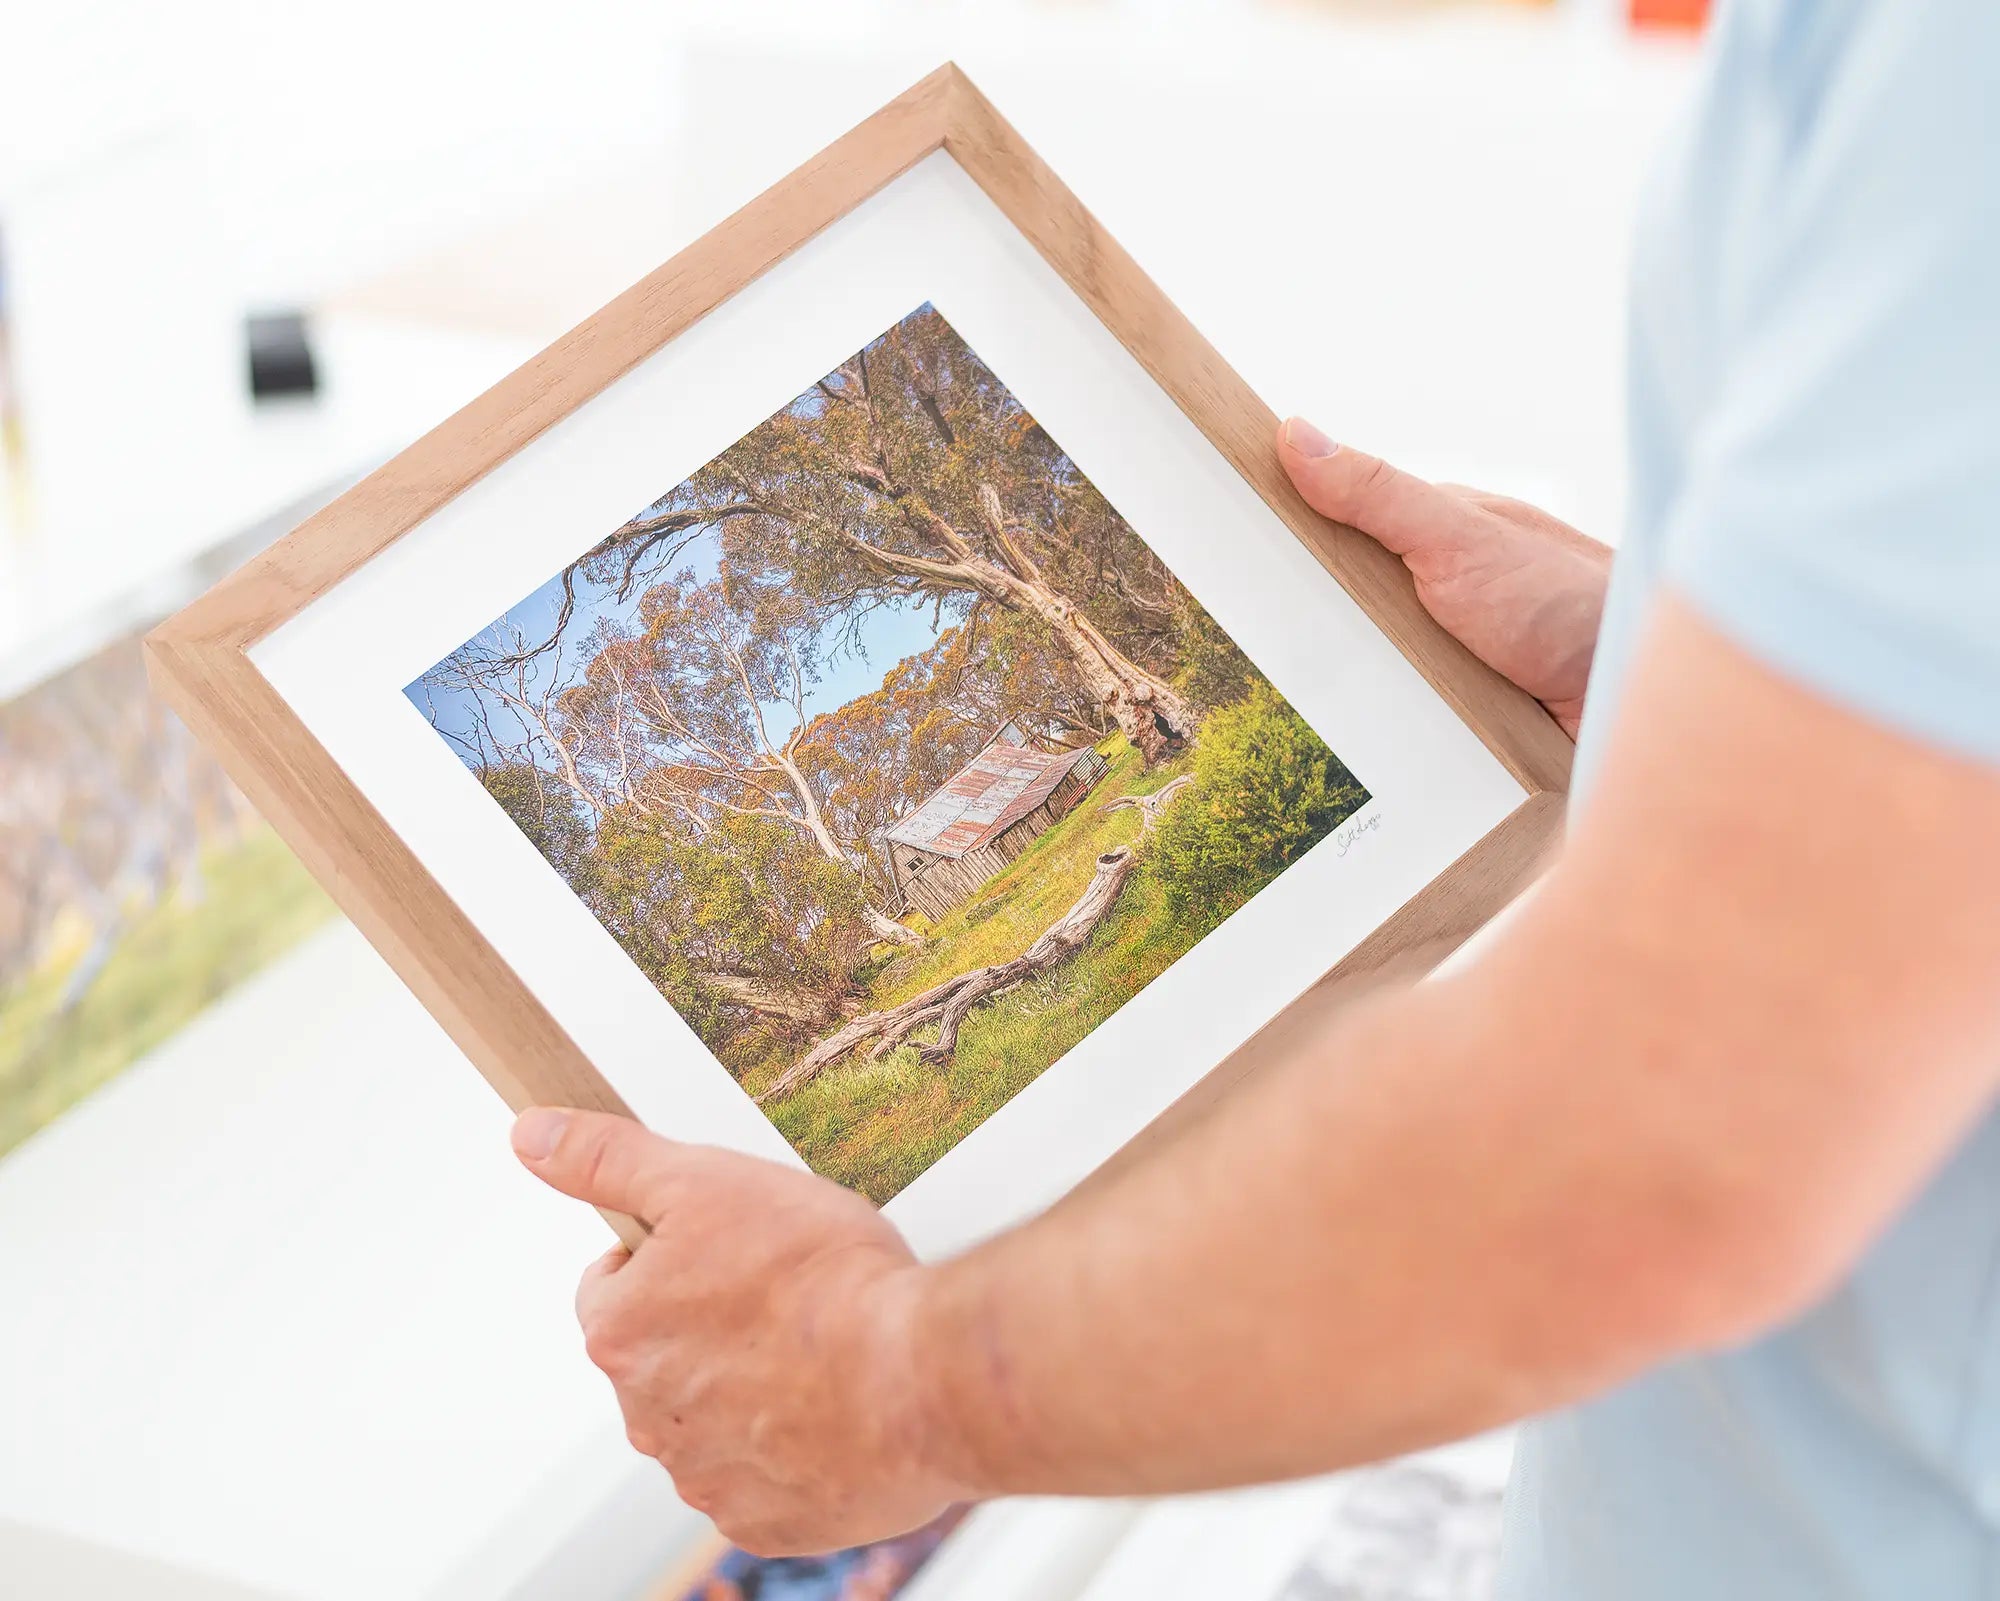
245, 310, 319, 400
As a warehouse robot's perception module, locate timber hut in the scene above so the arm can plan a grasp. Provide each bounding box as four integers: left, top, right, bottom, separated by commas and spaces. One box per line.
882, 723, 1111, 923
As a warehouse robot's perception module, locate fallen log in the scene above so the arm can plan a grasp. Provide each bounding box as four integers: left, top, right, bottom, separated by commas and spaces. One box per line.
1100, 774, 1192, 834
755, 846, 1138, 1103
699, 971, 858, 1027
916, 845, 1136, 1063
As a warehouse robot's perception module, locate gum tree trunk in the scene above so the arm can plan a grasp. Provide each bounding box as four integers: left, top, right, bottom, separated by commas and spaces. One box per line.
801, 478, 1199, 768
1015, 579, 1196, 767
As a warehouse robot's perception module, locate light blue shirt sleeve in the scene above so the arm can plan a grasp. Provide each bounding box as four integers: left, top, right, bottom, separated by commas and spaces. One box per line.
1504, 12, 2000, 1599
1659, 3, 2000, 763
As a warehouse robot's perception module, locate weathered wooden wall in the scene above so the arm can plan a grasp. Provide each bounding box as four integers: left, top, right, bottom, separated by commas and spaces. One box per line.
895, 753, 1111, 923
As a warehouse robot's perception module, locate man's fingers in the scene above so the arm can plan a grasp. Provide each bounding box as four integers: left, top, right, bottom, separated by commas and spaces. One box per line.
583, 1243, 633, 1283
1277, 418, 1485, 559
513, 1107, 679, 1223
576, 1243, 633, 1326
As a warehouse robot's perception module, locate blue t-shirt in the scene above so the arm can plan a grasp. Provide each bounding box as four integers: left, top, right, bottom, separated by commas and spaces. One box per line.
1498, 3, 2000, 1597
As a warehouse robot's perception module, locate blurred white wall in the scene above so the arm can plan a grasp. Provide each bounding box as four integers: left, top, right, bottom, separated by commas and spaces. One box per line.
0, 1, 683, 302
675, 4, 1692, 537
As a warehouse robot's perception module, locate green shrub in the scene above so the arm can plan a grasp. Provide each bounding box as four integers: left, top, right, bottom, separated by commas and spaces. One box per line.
1169, 599, 1259, 713
1146, 684, 1368, 924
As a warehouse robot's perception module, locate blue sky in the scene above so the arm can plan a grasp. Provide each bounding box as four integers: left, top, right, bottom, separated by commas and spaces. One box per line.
406, 517, 947, 770
407, 301, 969, 778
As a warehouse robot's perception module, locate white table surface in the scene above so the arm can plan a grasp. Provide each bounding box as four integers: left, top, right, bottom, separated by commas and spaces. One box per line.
0, 921, 697, 1601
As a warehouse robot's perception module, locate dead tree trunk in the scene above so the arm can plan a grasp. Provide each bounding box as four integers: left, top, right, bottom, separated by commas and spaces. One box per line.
1100, 774, 1193, 834
832, 505, 1197, 767
802, 373, 1199, 766
757, 845, 1138, 1102
699, 971, 859, 1027
1028, 583, 1196, 768
863, 904, 923, 948
971, 483, 1196, 766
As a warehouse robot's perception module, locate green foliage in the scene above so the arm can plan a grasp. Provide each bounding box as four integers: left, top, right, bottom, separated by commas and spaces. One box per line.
743, 741, 1195, 1200
589, 812, 869, 1051
866, 741, 1153, 1010
1145, 685, 1369, 925
481, 751, 878, 1051
736, 704, 1365, 1202
481, 763, 596, 889
1169, 599, 1259, 714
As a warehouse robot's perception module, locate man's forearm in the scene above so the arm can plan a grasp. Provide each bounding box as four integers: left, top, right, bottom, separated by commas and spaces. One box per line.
885, 602, 2000, 1505
908, 964, 1640, 1504
518, 600, 2000, 1555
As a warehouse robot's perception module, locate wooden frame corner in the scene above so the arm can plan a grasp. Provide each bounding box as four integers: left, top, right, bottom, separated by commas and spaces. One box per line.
146, 63, 1569, 1246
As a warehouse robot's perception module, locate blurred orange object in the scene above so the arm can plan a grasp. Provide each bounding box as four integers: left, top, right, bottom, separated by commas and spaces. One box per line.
1630, 0, 1709, 28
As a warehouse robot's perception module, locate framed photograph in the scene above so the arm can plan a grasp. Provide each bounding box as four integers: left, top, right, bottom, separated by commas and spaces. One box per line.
146, 65, 1568, 1250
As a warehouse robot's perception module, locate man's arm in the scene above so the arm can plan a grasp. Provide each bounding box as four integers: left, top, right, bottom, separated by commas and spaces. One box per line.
908, 594, 2000, 1497
508, 533, 2000, 1556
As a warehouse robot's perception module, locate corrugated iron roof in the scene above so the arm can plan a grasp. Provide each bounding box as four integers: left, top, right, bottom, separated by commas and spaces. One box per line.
883, 740, 1098, 859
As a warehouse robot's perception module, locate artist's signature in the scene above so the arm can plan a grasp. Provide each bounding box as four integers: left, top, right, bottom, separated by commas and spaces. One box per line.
1333, 810, 1383, 858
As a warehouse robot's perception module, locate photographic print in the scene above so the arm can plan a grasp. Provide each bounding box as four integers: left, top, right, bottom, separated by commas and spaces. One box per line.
1271, 1463, 1504, 1601
660, 1508, 967, 1601
407, 303, 1368, 1201
0, 631, 336, 1158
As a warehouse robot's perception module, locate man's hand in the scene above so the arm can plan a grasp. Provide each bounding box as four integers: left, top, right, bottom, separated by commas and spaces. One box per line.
1278, 419, 1612, 737
505, 608, 2000, 1544
510, 1108, 960, 1555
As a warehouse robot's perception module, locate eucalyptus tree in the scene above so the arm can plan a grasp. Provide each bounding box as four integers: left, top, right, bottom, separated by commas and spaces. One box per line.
560, 576, 923, 947
571, 304, 1207, 766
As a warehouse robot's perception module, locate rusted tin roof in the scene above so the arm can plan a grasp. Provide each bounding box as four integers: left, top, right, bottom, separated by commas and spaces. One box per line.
884, 740, 1098, 859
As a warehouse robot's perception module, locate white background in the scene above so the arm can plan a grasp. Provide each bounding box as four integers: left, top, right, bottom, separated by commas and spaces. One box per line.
254, 151, 1525, 1259
0, 9, 1694, 1597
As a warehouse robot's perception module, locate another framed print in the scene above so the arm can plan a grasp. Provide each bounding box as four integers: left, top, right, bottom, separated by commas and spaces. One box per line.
146, 65, 1569, 1250
1067, 1437, 1512, 1601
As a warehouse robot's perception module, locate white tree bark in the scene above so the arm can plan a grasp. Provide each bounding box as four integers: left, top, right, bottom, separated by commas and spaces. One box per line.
1100, 774, 1194, 834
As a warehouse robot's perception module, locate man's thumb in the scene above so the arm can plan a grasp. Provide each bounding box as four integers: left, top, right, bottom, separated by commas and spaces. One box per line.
1277, 418, 1479, 559
512, 1107, 674, 1221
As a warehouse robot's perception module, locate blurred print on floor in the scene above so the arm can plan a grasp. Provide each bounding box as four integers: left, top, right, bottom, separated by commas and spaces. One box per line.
0, 624, 335, 1160
1273, 1461, 1504, 1601
662, 1508, 967, 1601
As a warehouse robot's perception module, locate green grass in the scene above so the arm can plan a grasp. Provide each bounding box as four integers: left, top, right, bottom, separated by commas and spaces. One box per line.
0, 828, 337, 1160
744, 741, 1221, 1202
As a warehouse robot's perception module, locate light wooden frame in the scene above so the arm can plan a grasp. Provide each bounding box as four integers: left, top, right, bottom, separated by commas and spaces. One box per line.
146, 64, 1570, 1245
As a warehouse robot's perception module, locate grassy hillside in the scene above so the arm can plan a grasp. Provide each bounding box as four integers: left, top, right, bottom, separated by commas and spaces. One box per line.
744, 741, 1205, 1202
0, 829, 335, 1160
